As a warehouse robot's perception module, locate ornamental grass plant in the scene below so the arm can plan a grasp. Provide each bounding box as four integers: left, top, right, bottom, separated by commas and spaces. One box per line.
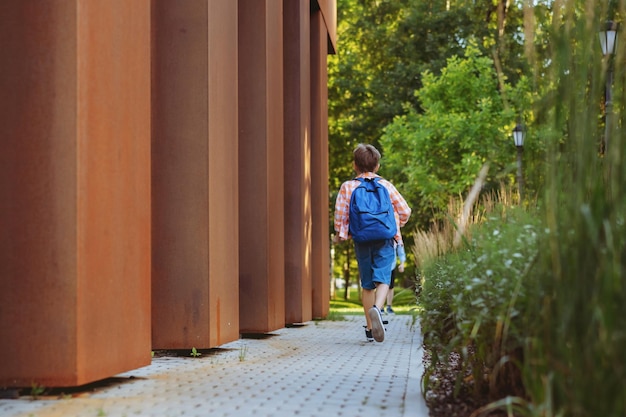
416, 188, 540, 405
518, 4, 626, 415
416, 2, 626, 415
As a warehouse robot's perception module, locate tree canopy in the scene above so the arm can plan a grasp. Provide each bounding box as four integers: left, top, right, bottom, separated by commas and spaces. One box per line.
380, 44, 520, 228
329, 0, 539, 233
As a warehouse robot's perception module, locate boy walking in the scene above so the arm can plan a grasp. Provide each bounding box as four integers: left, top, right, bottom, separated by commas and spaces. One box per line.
333, 144, 411, 343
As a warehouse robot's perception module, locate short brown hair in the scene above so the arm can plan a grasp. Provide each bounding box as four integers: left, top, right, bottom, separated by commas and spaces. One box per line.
353, 143, 381, 173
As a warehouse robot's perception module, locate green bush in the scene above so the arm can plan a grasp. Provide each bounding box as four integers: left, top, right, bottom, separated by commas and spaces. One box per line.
419, 203, 541, 400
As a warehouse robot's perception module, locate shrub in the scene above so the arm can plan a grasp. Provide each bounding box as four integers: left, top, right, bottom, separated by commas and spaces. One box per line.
418, 200, 540, 402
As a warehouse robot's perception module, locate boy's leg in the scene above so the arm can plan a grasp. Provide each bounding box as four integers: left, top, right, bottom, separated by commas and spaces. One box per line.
386, 286, 395, 314
374, 283, 389, 309
370, 239, 394, 310
385, 268, 396, 312
386, 288, 394, 307
362, 288, 375, 329
368, 283, 389, 342
355, 239, 393, 342
363, 283, 389, 327
354, 242, 376, 330
368, 240, 395, 342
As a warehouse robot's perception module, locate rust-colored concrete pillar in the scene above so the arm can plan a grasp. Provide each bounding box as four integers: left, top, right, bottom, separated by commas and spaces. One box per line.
238, 0, 286, 333
310, 5, 332, 319
151, 1, 239, 349
283, 0, 313, 325
0, 1, 151, 387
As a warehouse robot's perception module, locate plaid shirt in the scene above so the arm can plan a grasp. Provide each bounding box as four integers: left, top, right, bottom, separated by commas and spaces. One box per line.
334, 173, 411, 243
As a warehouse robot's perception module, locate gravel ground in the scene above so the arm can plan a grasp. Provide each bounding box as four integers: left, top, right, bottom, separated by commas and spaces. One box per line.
422, 349, 508, 417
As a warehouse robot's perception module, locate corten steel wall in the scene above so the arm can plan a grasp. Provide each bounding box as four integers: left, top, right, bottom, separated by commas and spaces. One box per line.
283, 0, 313, 325
0, 1, 151, 386
238, 0, 286, 333
311, 4, 331, 319
317, 0, 338, 53
151, 1, 240, 349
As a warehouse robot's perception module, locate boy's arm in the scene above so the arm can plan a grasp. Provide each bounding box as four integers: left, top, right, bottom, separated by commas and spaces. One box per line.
397, 244, 407, 264
397, 244, 406, 272
333, 183, 351, 241
386, 184, 411, 227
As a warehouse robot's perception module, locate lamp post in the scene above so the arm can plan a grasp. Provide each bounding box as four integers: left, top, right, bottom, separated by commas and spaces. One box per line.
513, 124, 525, 201
599, 21, 618, 153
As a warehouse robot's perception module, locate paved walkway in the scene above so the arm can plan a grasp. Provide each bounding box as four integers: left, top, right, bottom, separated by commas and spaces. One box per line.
0, 315, 428, 417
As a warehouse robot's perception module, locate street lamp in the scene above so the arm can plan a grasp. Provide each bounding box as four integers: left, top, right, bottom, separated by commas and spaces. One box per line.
599, 21, 618, 153
513, 124, 525, 201
599, 21, 618, 56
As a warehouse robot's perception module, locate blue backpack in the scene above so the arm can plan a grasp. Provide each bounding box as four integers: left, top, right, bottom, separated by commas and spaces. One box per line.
349, 177, 397, 243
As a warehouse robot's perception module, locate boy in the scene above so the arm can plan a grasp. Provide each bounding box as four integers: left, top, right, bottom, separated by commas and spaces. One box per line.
333, 143, 411, 342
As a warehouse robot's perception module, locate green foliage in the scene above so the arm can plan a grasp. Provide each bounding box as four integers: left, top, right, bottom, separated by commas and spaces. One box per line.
518, 3, 626, 415
330, 0, 531, 220
29, 382, 45, 400
331, 0, 626, 415
329, 0, 542, 292
523, 193, 626, 416
330, 287, 418, 316
415, 2, 626, 415
331, 239, 360, 299
419, 202, 541, 400
190, 347, 201, 358
329, 299, 362, 315
238, 345, 248, 362
381, 43, 541, 231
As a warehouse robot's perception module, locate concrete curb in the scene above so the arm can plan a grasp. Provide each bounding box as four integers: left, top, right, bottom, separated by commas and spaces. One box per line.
403, 319, 429, 417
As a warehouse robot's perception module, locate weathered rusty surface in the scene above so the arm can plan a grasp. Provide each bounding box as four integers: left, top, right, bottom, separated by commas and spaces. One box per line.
316, 0, 337, 53
284, 0, 313, 325
0, 0, 152, 387
0, 0, 334, 387
206, 0, 241, 348
311, 8, 331, 320
238, 0, 286, 333
151, 1, 240, 349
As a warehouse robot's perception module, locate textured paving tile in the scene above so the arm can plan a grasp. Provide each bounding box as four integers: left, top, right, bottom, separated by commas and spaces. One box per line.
0, 315, 427, 417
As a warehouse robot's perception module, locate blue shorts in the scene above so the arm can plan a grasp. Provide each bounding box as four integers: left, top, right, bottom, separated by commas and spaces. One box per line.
354, 239, 395, 290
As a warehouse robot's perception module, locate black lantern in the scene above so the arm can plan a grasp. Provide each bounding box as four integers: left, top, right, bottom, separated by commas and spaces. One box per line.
513, 124, 525, 201
599, 21, 619, 152
599, 21, 618, 56
512, 124, 525, 147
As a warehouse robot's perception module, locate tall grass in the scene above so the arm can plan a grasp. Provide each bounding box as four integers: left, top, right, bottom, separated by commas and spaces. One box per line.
519, 2, 626, 415
417, 184, 538, 403
417, 2, 626, 416
413, 179, 511, 270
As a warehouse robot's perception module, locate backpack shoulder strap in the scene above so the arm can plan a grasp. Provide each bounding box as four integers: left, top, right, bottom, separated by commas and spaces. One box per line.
353, 176, 379, 183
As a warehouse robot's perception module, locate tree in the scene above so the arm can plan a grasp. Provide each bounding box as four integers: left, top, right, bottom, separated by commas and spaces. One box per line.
328, 0, 548, 280
329, 0, 531, 223
380, 43, 534, 229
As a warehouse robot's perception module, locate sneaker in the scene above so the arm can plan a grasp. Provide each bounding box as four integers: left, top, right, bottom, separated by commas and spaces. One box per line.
386, 306, 395, 315
368, 306, 385, 342
364, 328, 374, 342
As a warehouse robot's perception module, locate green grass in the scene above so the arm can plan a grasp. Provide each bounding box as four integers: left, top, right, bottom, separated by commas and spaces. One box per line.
330, 286, 419, 315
